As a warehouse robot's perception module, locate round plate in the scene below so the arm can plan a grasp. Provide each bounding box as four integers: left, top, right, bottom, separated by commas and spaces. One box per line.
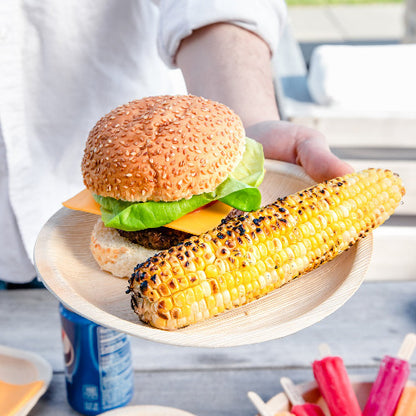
34, 160, 372, 347
0, 345, 53, 416
100, 405, 196, 416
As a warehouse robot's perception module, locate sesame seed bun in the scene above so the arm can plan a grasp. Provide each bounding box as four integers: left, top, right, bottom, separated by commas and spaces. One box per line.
90, 219, 157, 278
82, 95, 246, 202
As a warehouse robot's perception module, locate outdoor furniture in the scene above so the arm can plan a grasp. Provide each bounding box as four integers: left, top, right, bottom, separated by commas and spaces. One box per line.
405, 0, 416, 43
273, 23, 416, 282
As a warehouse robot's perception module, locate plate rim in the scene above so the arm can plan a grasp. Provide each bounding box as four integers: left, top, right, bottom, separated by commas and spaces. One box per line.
0, 344, 53, 416
34, 160, 373, 348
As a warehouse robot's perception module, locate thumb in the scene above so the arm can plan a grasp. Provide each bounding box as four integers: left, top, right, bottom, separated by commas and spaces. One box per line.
296, 137, 354, 182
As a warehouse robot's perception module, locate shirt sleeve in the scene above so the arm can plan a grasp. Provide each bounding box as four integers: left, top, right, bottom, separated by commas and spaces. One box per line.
157, 0, 288, 68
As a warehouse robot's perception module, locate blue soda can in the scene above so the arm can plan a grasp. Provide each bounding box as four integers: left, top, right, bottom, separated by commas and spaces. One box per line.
59, 303, 134, 415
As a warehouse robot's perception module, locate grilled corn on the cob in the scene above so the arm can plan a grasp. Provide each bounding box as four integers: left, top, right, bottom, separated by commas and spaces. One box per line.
128, 168, 405, 330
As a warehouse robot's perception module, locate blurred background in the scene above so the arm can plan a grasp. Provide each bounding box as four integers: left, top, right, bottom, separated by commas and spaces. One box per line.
287, 0, 406, 66
274, 0, 416, 282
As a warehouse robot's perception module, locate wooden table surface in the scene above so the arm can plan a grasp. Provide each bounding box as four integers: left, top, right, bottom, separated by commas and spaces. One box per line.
1, 283, 416, 416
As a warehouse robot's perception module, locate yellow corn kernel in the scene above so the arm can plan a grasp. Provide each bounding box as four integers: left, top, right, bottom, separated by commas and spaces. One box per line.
182, 304, 192, 318
193, 284, 204, 302
173, 291, 186, 307
205, 264, 218, 278
185, 288, 196, 305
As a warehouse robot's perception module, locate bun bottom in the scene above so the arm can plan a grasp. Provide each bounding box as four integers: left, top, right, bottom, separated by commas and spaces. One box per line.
90, 219, 157, 278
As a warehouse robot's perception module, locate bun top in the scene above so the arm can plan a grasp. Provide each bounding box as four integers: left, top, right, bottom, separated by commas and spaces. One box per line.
82, 95, 245, 202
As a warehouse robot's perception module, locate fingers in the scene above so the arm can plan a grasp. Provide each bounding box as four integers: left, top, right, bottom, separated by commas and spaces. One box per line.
245, 120, 354, 182
296, 136, 354, 182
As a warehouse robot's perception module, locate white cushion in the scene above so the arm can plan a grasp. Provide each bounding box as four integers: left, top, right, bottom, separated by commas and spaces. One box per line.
307, 44, 416, 112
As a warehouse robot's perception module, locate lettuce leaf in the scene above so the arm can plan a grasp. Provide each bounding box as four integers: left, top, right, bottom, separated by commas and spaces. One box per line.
95, 137, 264, 231
229, 137, 264, 187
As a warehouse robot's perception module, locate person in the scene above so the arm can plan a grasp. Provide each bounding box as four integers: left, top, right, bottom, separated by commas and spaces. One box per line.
0, 0, 352, 286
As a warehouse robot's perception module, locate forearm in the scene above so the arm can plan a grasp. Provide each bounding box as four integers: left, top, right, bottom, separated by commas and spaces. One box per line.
176, 22, 352, 181
176, 23, 280, 127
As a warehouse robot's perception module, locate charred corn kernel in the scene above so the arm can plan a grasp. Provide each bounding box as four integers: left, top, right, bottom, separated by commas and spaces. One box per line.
171, 307, 181, 319
248, 244, 261, 259
158, 297, 173, 311
158, 283, 170, 297
203, 251, 215, 264
215, 258, 228, 273
129, 169, 405, 330
171, 265, 182, 277
176, 276, 187, 290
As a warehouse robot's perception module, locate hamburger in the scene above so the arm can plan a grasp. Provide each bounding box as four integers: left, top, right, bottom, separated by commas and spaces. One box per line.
64, 95, 264, 277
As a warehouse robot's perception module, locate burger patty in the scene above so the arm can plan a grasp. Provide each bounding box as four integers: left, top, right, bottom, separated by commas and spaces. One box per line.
117, 227, 192, 250
117, 209, 246, 250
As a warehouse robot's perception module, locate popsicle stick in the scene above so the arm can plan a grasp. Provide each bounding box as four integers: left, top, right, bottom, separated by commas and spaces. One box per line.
318, 343, 332, 359
397, 333, 416, 361
247, 391, 275, 416
280, 377, 304, 406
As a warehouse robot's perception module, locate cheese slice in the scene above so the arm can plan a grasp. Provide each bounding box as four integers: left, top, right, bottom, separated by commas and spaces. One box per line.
166, 200, 233, 234
63, 188, 102, 216
63, 189, 233, 235
0, 380, 44, 416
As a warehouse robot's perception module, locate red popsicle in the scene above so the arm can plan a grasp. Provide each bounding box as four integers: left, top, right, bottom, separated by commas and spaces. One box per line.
312, 344, 361, 416
280, 377, 325, 416
363, 333, 416, 416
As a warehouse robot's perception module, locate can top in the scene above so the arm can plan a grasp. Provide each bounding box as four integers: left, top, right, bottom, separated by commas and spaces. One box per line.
59, 303, 96, 326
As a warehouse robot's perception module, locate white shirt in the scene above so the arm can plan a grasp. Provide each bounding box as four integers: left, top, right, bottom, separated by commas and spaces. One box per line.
0, 0, 286, 283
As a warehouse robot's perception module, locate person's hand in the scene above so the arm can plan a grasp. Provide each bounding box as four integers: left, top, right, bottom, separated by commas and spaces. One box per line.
177, 23, 353, 182
246, 120, 354, 182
